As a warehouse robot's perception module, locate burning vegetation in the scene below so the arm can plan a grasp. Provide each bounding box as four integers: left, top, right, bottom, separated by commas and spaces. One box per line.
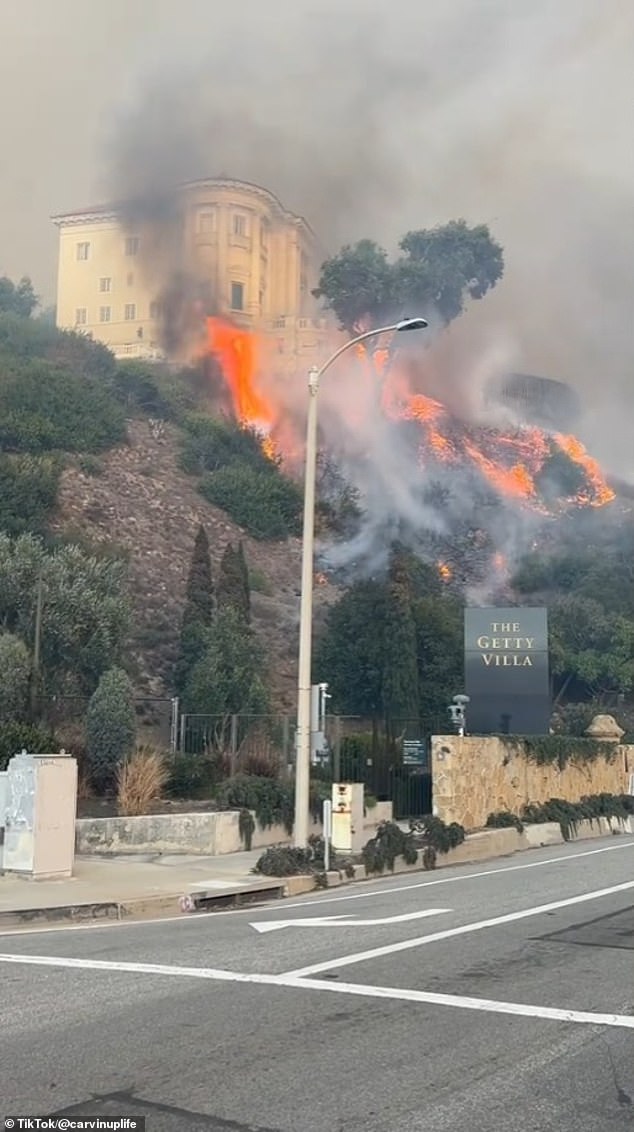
196, 313, 617, 593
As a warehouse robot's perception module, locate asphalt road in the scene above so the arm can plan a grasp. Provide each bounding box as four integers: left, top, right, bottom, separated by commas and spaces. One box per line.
2, 835, 634, 1131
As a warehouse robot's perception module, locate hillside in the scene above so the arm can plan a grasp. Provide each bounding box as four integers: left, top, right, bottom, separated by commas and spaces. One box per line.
50, 418, 340, 710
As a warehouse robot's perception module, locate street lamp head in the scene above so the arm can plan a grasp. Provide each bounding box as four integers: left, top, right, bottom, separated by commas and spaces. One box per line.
396, 316, 429, 332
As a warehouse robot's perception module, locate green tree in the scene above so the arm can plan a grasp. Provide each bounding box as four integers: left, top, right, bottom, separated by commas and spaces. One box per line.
217, 542, 251, 621
86, 667, 136, 792
382, 546, 420, 734
314, 220, 504, 333
314, 579, 387, 721
549, 595, 634, 702
413, 595, 464, 719
0, 276, 38, 318
0, 453, 61, 535
0, 533, 130, 700
183, 607, 269, 742
175, 524, 214, 694
0, 633, 31, 721
0, 357, 125, 453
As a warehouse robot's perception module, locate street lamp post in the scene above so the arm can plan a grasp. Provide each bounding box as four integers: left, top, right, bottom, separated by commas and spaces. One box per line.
293, 316, 428, 847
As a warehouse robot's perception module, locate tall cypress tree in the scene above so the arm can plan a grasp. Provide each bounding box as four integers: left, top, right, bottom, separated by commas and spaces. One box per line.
218, 541, 251, 622
175, 524, 214, 694
382, 544, 420, 738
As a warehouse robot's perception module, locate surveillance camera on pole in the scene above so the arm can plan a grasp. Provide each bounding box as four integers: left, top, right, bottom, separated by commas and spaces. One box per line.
448, 693, 470, 736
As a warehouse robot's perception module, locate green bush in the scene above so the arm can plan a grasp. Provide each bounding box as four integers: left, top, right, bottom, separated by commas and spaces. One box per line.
111, 362, 199, 421
0, 721, 56, 772
410, 815, 466, 854
521, 793, 634, 840
0, 453, 61, 534
0, 312, 116, 381
179, 414, 272, 477
215, 774, 294, 834
485, 810, 525, 833
199, 464, 302, 539
165, 753, 221, 799
85, 667, 136, 792
362, 821, 419, 875
254, 836, 333, 877
0, 633, 31, 721
0, 359, 126, 453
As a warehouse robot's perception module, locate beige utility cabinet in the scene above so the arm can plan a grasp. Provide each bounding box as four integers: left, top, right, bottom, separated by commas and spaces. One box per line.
3, 752, 78, 878
331, 782, 365, 854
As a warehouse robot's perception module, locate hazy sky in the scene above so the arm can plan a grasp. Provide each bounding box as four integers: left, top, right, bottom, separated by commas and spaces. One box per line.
1, 0, 633, 471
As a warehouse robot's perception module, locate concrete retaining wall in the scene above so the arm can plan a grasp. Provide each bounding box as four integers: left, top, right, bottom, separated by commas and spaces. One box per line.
432, 735, 631, 830
75, 800, 393, 856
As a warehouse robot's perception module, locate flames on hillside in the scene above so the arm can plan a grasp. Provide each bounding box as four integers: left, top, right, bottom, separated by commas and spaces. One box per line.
202, 315, 616, 584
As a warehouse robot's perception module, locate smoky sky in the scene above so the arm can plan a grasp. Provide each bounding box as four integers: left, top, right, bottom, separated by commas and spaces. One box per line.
1, 0, 633, 473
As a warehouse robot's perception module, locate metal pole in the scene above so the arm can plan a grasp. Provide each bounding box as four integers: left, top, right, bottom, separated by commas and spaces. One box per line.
323, 798, 332, 872
293, 367, 320, 847
292, 319, 427, 849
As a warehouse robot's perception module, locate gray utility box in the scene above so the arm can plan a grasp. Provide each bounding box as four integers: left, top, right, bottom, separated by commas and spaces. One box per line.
2, 752, 78, 879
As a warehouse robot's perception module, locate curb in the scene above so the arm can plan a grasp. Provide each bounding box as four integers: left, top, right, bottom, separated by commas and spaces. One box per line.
1, 818, 630, 930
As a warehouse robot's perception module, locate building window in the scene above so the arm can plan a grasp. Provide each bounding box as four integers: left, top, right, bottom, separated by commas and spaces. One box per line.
230, 282, 244, 311
232, 213, 247, 237
75, 308, 87, 325
197, 209, 216, 233
273, 317, 286, 329
76, 242, 90, 261
124, 303, 136, 321
127, 272, 134, 286
260, 220, 269, 249
99, 277, 111, 293
149, 301, 161, 320
99, 306, 111, 323
125, 236, 140, 256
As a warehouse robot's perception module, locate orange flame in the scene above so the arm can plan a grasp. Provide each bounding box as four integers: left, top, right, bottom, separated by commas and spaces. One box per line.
554, 433, 616, 506
206, 317, 274, 429
202, 317, 615, 518
438, 562, 452, 582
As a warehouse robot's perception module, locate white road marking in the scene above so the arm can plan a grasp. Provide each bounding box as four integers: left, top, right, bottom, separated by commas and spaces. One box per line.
0, 951, 633, 1031
289, 977, 634, 1031
251, 909, 452, 933
282, 879, 634, 978
0, 839, 631, 938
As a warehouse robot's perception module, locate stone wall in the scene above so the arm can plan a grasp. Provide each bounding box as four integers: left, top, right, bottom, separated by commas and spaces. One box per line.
431, 735, 632, 830
75, 800, 393, 857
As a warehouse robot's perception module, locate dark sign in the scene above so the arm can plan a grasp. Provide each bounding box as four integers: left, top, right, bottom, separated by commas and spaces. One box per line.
464, 607, 550, 736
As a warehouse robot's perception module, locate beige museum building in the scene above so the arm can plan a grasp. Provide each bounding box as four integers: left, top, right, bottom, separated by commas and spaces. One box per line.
52, 177, 331, 370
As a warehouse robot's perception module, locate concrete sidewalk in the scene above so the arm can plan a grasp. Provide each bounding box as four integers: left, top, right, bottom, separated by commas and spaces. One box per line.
0, 848, 281, 928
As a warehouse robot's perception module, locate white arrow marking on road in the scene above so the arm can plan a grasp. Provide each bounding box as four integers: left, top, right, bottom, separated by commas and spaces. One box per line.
251, 908, 452, 933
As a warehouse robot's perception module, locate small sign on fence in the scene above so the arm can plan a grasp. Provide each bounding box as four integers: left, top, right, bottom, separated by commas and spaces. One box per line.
402, 740, 427, 766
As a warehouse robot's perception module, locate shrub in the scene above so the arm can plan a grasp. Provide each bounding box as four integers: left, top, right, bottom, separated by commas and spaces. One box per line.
215, 774, 294, 834
165, 753, 222, 798
0, 633, 31, 721
0, 312, 116, 381
410, 815, 466, 854
116, 745, 169, 816
0, 358, 126, 453
110, 362, 198, 421
0, 453, 61, 534
199, 464, 302, 540
485, 810, 525, 833
522, 793, 634, 839
253, 836, 332, 877
179, 414, 272, 477
248, 566, 272, 595
0, 721, 56, 772
77, 455, 105, 477
362, 821, 418, 875
85, 667, 136, 793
